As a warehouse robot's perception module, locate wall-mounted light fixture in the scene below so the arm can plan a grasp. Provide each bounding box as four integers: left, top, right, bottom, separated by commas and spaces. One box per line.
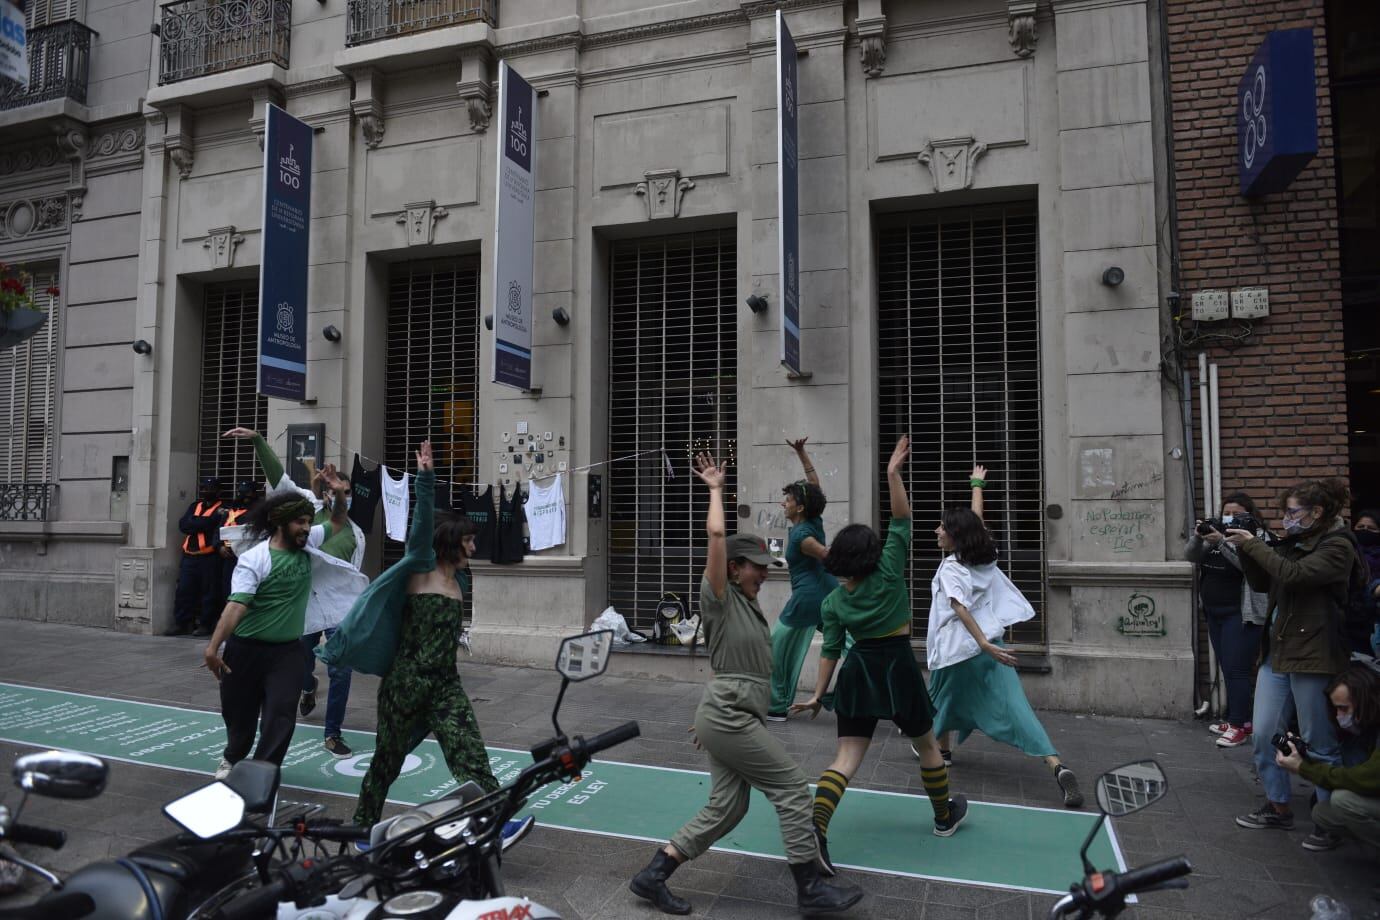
1101, 266, 1125, 287
484, 314, 494, 330
552, 307, 570, 326
745, 294, 769, 314
322, 324, 342, 342
132, 339, 152, 355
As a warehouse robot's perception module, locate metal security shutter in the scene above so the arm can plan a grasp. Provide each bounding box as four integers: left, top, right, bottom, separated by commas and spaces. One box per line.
877, 205, 1045, 646
607, 230, 738, 632
197, 282, 268, 488
383, 258, 481, 567
24, 0, 81, 27
0, 264, 59, 482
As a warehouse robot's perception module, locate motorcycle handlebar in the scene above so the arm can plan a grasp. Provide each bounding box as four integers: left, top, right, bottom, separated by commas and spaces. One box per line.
580, 721, 641, 757
5, 823, 66, 849
1116, 857, 1192, 894
215, 878, 288, 920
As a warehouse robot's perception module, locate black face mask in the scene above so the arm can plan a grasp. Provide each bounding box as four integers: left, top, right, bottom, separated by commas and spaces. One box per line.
1355, 530, 1380, 548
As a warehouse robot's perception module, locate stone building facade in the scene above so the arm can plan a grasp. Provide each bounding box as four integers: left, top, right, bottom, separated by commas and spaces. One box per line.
1, 0, 1201, 717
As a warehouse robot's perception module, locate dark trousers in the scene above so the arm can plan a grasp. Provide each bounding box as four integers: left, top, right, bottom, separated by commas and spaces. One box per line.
219, 635, 302, 766
175, 553, 223, 629
300, 629, 352, 740
1205, 604, 1260, 727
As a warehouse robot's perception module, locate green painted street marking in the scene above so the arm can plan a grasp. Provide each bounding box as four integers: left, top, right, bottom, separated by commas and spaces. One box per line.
0, 682, 1123, 894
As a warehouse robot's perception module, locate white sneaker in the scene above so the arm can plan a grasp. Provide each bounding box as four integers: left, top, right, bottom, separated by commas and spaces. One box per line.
214, 757, 232, 780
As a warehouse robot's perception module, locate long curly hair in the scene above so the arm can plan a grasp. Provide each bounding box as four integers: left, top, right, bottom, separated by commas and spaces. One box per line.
242, 492, 316, 543
1326, 663, 1380, 735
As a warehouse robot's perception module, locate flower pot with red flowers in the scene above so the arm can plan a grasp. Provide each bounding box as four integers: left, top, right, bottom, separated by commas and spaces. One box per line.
0, 263, 53, 351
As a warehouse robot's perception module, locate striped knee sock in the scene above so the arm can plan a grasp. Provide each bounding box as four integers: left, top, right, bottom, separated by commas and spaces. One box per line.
921, 765, 951, 822
813, 769, 850, 838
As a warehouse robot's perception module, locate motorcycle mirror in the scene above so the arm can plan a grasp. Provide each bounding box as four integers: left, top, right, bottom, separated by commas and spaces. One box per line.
163, 781, 247, 839
1095, 759, 1168, 817
13, 751, 108, 800
555, 629, 615, 682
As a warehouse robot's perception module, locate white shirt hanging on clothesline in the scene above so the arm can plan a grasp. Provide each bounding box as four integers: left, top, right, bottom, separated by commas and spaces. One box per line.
524, 473, 565, 551
381, 466, 410, 542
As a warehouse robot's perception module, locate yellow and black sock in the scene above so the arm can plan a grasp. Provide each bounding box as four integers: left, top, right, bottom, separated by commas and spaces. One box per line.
813, 769, 850, 838
921, 765, 951, 822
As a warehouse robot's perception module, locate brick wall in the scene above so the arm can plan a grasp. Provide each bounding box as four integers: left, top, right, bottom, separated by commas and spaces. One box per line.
1165, 0, 1347, 514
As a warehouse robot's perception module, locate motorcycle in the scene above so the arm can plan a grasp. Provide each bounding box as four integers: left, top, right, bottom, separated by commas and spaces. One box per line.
1048, 760, 1192, 919
167, 628, 639, 919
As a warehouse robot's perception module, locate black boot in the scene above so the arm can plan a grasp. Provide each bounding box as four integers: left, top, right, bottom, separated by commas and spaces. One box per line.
789, 861, 863, 916
630, 850, 692, 915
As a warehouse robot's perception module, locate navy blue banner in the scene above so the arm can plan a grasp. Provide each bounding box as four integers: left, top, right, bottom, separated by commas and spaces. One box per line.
492, 61, 537, 392
259, 104, 313, 401
1238, 29, 1317, 198
777, 11, 801, 375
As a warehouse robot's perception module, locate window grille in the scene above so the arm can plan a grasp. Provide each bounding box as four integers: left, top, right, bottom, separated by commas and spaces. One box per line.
382, 258, 482, 568
607, 230, 738, 633
876, 205, 1045, 646
0, 264, 59, 484
197, 282, 268, 489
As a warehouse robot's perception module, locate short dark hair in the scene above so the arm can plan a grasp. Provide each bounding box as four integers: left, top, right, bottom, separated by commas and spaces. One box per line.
1355, 509, 1380, 528
1326, 663, 1380, 734
434, 512, 479, 565
823, 523, 882, 579
941, 507, 997, 566
781, 481, 827, 520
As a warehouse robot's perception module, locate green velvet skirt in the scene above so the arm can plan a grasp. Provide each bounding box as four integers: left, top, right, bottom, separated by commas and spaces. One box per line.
834, 635, 935, 733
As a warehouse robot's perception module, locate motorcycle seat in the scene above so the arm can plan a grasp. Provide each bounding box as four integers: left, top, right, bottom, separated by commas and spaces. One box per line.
224, 760, 280, 814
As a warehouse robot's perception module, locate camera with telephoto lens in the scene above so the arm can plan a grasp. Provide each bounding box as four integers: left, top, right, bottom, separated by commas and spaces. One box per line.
1272, 732, 1308, 758
1197, 514, 1262, 536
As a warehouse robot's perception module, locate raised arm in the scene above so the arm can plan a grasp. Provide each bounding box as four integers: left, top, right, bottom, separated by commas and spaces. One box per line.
319, 462, 350, 532
887, 435, 912, 521
405, 441, 438, 564
225, 427, 287, 487
696, 452, 729, 599
969, 464, 986, 520
787, 437, 821, 490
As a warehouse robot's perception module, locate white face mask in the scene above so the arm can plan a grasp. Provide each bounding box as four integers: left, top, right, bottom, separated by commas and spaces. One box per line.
1337, 712, 1357, 733
345, 496, 353, 512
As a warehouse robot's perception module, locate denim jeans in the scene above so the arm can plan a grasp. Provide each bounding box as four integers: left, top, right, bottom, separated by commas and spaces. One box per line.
1251, 661, 1341, 806
1204, 604, 1260, 727
301, 628, 352, 740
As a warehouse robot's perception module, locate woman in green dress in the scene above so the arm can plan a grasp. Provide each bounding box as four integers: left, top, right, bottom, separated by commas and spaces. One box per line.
768, 437, 840, 720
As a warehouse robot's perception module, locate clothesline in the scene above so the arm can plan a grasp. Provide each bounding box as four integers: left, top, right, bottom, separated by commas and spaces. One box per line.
274, 431, 673, 490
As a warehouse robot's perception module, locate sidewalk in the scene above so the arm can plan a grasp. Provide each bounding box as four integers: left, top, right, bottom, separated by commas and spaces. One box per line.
1, 619, 1376, 919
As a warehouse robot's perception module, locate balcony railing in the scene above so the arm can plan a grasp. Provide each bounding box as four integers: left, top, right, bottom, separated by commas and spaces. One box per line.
346, 0, 495, 46
0, 483, 57, 522
0, 21, 94, 111
158, 0, 291, 85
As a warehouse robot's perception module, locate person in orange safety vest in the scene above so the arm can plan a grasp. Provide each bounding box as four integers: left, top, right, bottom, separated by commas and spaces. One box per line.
171, 477, 229, 637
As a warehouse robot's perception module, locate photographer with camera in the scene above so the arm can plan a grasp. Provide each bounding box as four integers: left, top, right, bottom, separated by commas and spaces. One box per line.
1225, 479, 1362, 840
1275, 662, 1380, 853
1185, 493, 1269, 748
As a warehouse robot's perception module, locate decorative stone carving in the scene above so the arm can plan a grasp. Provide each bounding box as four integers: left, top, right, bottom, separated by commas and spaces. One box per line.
918, 137, 988, 192
359, 113, 385, 149
249, 86, 285, 151
54, 125, 88, 220
89, 124, 144, 158
0, 194, 69, 240
457, 48, 493, 134
204, 226, 246, 269
163, 105, 195, 180
856, 0, 887, 78
635, 169, 695, 220
350, 69, 385, 150
168, 146, 195, 178
0, 143, 61, 177
463, 91, 493, 133
1008, 0, 1038, 57
397, 200, 447, 246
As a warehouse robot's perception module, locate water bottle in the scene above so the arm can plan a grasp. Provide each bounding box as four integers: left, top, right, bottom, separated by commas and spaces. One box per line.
1309, 895, 1353, 920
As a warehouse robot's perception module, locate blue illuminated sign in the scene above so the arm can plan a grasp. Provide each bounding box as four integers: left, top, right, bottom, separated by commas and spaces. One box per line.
1238, 28, 1317, 198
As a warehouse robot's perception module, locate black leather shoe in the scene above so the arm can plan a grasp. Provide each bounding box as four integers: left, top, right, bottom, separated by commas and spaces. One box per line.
630, 850, 692, 915
814, 828, 836, 876
790, 861, 863, 915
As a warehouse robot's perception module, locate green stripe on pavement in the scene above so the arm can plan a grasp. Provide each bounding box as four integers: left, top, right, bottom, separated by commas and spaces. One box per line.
0, 682, 1122, 894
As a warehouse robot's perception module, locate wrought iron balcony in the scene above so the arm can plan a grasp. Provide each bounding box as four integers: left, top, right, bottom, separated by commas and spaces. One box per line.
0, 483, 57, 522
158, 0, 291, 85
347, 0, 495, 46
0, 21, 94, 111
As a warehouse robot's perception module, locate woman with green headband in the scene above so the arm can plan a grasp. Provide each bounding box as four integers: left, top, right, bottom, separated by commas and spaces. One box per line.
767, 437, 840, 721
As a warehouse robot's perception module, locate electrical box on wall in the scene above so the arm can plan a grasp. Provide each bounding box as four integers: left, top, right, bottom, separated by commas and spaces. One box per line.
1231, 287, 1270, 319
1191, 290, 1230, 322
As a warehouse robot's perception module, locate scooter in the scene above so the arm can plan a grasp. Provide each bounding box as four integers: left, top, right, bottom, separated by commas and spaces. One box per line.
170, 628, 640, 919
1047, 760, 1192, 919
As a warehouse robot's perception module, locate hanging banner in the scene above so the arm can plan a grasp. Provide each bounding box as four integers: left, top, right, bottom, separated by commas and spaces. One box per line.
258, 104, 313, 401
1237, 28, 1317, 198
776, 10, 802, 376
0, 0, 27, 87
492, 60, 537, 391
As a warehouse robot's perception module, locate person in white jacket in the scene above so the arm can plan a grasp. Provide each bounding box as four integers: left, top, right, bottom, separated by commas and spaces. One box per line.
923, 465, 1084, 809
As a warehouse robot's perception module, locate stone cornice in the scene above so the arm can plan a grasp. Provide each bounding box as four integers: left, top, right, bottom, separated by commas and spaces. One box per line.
1046, 561, 1194, 589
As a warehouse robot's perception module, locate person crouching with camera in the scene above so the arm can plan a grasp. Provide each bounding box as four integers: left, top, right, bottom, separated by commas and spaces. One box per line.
1225, 479, 1361, 840
1275, 663, 1380, 854
1185, 492, 1270, 748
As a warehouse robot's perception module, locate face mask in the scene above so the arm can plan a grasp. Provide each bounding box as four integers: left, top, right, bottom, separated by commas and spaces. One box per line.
1284, 517, 1306, 535
1355, 530, 1380, 547
1337, 712, 1356, 733
345, 496, 353, 512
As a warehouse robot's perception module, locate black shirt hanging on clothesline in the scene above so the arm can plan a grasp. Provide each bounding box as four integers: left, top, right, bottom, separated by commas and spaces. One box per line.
458, 485, 497, 558
348, 454, 383, 533
492, 483, 526, 564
